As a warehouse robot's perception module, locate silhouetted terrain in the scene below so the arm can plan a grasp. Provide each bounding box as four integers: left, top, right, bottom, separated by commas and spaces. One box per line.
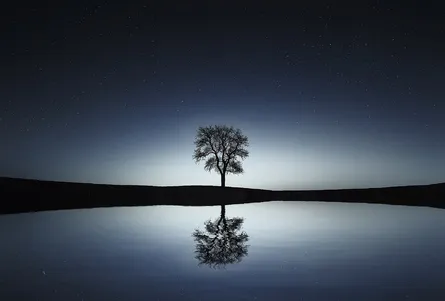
0, 177, 444, 214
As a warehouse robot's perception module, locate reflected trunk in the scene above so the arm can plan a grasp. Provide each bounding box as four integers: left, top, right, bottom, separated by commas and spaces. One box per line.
220, 205, 226, 223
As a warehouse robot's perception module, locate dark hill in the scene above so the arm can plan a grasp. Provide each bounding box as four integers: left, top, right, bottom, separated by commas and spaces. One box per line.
0, 177, 444, 214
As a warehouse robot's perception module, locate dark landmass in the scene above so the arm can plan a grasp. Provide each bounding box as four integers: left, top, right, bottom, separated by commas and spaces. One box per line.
0, 177, 444, 215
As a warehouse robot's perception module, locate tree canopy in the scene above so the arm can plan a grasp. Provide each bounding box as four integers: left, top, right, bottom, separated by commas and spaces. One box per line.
193, 125, 249, 187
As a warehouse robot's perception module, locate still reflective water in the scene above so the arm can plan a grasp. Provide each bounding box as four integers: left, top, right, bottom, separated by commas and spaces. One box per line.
1, 201, 445, 300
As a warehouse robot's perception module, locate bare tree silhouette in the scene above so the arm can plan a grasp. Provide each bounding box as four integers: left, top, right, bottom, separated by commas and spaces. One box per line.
193, 125, 249, 187
192, 205, 249, 269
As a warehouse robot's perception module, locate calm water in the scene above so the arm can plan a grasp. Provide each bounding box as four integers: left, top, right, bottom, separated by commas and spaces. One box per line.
1, 201, 445, 301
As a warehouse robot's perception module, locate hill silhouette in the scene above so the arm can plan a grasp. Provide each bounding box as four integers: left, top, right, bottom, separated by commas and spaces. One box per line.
0, 177, 444, 214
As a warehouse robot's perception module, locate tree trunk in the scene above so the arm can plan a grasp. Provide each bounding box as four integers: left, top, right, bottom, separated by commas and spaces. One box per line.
221, 173, 226, 187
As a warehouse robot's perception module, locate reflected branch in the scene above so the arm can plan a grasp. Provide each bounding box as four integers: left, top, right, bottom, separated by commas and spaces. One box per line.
192, 205, 249, 269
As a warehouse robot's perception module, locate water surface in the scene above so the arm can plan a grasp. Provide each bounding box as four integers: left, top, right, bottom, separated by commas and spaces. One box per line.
1, 201, 445, 300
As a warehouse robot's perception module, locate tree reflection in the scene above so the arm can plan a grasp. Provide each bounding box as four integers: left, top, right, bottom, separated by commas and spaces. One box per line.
192, 205, 249, 269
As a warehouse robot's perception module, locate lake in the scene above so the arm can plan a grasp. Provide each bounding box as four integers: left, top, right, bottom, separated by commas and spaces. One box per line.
1, 201, 444, 300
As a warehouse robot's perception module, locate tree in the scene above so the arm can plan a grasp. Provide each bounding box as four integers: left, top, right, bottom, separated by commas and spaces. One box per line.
192, 205, 249, 269
193, 125, 249, 187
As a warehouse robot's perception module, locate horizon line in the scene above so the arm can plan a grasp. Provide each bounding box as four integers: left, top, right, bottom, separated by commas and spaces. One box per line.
1, 176, 443, 191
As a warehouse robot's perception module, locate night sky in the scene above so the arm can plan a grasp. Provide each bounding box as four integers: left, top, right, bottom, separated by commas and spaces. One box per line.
2, 1, 444, 190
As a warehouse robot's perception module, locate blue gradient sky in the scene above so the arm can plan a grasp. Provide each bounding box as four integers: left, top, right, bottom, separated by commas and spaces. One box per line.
1, 1, 444, 189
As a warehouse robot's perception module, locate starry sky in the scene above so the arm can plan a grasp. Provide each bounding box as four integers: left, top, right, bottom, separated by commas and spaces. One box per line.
1, 1, 444, 190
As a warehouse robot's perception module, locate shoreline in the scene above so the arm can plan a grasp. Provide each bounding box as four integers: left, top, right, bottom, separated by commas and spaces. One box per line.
1, 177, 444, 215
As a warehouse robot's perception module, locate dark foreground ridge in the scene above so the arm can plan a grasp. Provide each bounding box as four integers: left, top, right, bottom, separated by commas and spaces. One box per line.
1, 177, 444, 214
